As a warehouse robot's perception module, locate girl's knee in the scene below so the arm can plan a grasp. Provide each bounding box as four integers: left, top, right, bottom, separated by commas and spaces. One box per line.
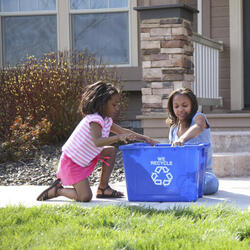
73, 179, 92, 202
204, 172, 219, 195
107, 146, 116, 156
77, 192, 93, 202
102, 146, 116, 160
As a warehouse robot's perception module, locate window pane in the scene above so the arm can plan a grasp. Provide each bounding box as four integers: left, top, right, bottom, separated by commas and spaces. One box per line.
0, 0, 56, 12
90, 0, 108, 9
71, 0, 89, 9
20, 0, 38, 11
0, 0, 18, 12
72, 12, 129, 64
2, 15, 57, 66
109, 0, 128, 8
38, 0, 56, 10
70, 0, 128, 9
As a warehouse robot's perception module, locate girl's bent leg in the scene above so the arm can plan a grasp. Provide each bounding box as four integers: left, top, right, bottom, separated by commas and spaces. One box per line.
97, 146, 124, 197
204, 172, 219, 195
57, 178, 92, 202
99, 146, 116, 188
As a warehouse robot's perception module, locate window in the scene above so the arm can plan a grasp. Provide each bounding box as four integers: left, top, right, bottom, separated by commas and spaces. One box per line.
0, 0, 137, 67
70, 0, 130, 65
0, 0, 57, 66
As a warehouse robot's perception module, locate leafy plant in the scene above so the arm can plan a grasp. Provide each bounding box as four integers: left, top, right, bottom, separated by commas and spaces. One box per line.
0, 50, 123, 161
0, 116, 52, 163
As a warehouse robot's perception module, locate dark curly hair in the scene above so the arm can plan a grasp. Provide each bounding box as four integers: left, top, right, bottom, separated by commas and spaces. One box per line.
167, 88, 198, 127
79, 81, 119, 117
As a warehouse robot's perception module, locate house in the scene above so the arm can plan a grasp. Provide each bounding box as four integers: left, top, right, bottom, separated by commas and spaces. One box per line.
0, 0, 249, 177
131, 0, 250, 178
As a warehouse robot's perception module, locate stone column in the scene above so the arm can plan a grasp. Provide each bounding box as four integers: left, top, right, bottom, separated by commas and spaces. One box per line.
135, 4, 198, 115
135, 4, 198, 140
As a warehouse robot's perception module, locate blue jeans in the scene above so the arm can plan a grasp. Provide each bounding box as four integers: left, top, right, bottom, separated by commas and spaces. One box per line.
204, 171, 219, 195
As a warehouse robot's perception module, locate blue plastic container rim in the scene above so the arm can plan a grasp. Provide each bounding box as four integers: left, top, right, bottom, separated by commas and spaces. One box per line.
119, 142, 210, 150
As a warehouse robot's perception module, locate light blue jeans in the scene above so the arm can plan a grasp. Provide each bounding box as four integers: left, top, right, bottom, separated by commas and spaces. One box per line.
204, 171, 219, 195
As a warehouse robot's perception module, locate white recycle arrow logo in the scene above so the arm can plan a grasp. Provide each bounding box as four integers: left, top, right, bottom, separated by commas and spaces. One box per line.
151, 166, 173, 186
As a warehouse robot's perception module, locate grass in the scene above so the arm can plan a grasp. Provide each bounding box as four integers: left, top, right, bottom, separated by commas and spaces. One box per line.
0, 204, 249, 250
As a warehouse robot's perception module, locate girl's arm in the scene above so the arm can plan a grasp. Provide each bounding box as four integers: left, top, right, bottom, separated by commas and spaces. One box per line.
172, 115, 208, 146
90, 122, 139, 147
111, 123, 159, 145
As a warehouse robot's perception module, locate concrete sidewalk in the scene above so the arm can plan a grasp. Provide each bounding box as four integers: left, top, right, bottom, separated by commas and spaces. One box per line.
0, 177, 249, 211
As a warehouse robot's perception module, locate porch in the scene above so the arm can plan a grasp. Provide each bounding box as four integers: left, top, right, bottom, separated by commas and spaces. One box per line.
137, 32, 250, 177
137, 31, 249, 140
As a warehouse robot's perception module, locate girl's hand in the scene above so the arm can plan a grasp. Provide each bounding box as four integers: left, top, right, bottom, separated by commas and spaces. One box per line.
111, 123, 159, 145
117, 133, 137, 143
172, 138, 185, 146
135, 135, 160, 146
142, 136, 160, 146
117, 133, 159, 145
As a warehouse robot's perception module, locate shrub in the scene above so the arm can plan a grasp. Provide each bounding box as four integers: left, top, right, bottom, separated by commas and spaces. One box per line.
0, 50, 123, 161
0, 116, 52, 163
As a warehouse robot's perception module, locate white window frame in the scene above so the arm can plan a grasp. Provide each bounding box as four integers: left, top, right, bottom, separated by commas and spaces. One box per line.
0, 0, 138, 67
197, 0, 202, 34
0, 16, 2, 67
67, 0, 138, 67
0, 5, 57, 67
229, 0, 244, 110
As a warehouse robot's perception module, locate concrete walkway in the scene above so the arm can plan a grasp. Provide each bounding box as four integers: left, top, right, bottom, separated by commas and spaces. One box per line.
0, 177, 249, 211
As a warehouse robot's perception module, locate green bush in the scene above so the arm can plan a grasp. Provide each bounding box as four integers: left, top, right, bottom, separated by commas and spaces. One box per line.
0, 50, 123, 162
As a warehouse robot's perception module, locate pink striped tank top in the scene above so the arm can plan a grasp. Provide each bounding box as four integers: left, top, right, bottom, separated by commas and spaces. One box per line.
62, 113, 113, 167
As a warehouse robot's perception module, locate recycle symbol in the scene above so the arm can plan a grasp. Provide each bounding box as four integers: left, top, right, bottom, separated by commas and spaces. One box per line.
151, 166, 173, 186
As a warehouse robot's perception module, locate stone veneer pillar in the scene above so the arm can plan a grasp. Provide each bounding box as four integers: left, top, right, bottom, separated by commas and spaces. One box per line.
134, 4, 198, 140
135, 4, 198, 115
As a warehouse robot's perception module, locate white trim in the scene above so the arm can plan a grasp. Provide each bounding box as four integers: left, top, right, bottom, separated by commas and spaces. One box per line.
57, 0, 70, 52
0, 17, 2, 67
69, 1, 138, 67
130, 0, 138, 67
197, 0, 202, 34
70, 8, 129, 14
229, 0, 244, 110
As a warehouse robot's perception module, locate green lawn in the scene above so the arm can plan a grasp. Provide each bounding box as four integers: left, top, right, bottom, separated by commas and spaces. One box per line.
0, 204, 249, 249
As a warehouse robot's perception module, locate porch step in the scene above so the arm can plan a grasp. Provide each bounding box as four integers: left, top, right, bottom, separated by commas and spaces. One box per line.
211, 131, 250, 153
137, 113, 250, 177
138, 112, 250, 140
207, 113, 250, 130
211, 131, 250, 177
213, 152, 250, 177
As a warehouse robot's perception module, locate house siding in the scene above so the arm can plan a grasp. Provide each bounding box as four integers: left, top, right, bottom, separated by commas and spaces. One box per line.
210, 0, 230, 110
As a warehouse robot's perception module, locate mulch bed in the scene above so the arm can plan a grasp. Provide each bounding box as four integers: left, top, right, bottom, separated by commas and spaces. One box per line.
0, 144, 125, 186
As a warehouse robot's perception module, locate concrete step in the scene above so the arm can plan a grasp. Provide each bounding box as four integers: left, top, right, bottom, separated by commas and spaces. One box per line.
213, 152, 250, 177
206, 113, 250, 130
211, 131, 250, 153
137, 112, 250, 177
137, 113, 250, 142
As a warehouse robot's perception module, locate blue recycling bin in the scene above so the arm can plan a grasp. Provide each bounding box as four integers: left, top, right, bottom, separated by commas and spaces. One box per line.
119, 143, 208, 202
